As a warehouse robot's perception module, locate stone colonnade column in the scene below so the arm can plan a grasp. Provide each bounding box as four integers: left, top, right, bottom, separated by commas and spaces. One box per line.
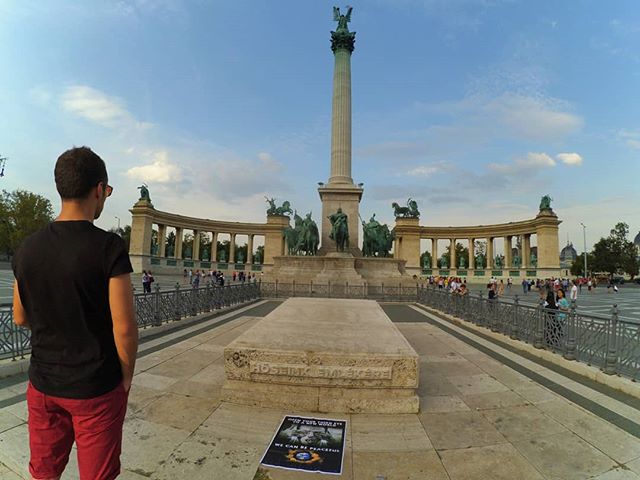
523, 234, 531, 268
248, 235, 254, 264
450, 238, 456, 270
468, 238, 474, 269
431, 239, 438, 269
158, 224, 167, 257
504, 236, 512, 268
487, 237, 494, 269
211, 232, 218, 262
230, 233, 236, 263
192, 230, 200, 261
175, 227, 183, 259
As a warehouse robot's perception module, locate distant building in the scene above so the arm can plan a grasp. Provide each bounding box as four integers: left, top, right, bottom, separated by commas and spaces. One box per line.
634, 231, 640, 260
560, 241, 577, 269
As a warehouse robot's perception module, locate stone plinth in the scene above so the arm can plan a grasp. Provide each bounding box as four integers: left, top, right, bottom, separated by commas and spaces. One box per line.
265, 254, 411, 285
222, 298, 420, 413
318, 183, 364, 257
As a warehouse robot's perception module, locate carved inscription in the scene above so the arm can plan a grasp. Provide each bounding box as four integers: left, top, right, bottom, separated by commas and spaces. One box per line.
249, 362, 392, 380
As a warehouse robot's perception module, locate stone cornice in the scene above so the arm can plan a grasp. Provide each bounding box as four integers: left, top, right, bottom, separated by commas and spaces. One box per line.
394, 213, 561, 239
129, 204, 287, 235
331, 31, 355, 53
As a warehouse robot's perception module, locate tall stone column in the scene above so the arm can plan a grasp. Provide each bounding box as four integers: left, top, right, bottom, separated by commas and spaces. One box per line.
318, 12, 363, 255
432, 239, 438, 269
523, 234, 531, 268
175, 227, 183, 259
158, 224, 166, 258
487, 237, 494, 269
450, 239, 456, 270
468, 238, 474, 270
229, 233, 236, 263
247, 234, 254, 264
211, 232, 218, 262
504, 236, 512, 268
192, 230, 200, 261
129, 199, 154, 273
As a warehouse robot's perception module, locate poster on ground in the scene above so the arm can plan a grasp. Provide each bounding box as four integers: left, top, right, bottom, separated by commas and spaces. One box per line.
259, 415, 347, 475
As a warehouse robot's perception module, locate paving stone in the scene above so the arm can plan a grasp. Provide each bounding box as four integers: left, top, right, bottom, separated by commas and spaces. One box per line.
1, 401, 26, 423
120, 418, 192, 477
429, 360, 485, 376
512, 430, 616, 480
462, 390, 529, 410
439, 443, 544, 480
125, 384, 165, 416
255, 450, 354, 480
418, 374, 460, 397
188, 363, 226, 385
132, 372, 179, 392
626, 457, 640, 476
352, 450, 448, 480
419, 411, 506, 450
565, 414, 640, 464
591, 467, 640, 480
447, 373, 510, 396
481, 404, 568, 441
420, 394, 470, 413
535, 398, 595, 425
514, 385, 559, 403
0, 411, 23, 435
0, 424, 29, 478
167, 379, 223, 401
351, 414, 432, 452
145, 349, 213, 379
134, 393, 219, 432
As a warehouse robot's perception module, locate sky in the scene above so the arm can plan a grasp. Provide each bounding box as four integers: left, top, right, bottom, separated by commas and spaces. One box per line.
1, 0, 639, 253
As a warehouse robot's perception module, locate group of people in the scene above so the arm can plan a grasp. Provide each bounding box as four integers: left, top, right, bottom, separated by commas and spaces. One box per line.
182, 268, 258, 287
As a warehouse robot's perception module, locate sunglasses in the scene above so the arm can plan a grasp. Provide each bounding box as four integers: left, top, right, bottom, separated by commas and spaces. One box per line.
99, 182, 113, 197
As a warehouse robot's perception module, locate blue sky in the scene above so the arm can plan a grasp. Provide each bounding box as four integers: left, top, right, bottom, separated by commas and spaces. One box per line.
1, 0, 639, 252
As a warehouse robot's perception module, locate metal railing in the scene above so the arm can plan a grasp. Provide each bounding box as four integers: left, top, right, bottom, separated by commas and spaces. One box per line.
3, 280, 639, 382
256, 281, 640, 381
0, 282, 261, 361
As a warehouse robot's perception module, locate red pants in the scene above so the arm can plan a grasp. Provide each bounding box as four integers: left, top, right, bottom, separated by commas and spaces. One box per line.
26, 382, 128, 480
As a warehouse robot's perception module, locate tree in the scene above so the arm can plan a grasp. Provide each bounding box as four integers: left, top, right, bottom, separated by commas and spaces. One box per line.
590, 222, 639, 278
0, 189, 54, 257
108, 225, 132, 252
166, 231, 176, 257
182, 233, 193, 259
254, 245, 264, 264
570, 253, 595, 277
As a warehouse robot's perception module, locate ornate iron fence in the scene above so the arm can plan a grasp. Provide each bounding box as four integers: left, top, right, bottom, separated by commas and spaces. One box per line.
257, 282, 640, 381
0, 282, 261, 361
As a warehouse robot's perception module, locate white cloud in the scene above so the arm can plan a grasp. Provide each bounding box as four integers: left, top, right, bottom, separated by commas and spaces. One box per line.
488, 152, 555, 175
405, 161, 450, 177
618, 129, 640, 150
61, 85, 152, 130
556, 152, 583, 166
126, 150, 183, 183
257, 152, 283, 172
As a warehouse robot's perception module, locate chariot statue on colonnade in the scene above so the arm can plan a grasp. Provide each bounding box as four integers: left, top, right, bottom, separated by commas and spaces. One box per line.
539, 195, 553, 211
392, 198, 420, 218
265, 197, 294, 217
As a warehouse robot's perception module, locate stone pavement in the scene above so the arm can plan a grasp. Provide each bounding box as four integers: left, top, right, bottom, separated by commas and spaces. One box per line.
1, 300, 640, 479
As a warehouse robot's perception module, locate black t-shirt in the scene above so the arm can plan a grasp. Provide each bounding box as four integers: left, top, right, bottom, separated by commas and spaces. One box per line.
12, 221, 133, 398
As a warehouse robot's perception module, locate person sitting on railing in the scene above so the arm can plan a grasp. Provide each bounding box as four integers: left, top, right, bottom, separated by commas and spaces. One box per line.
544, 289, 559, 347
457, 284, 468, 297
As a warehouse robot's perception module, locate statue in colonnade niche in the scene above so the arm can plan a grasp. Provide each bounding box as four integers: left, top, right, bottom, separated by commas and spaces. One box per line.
219, 250, 226, 263
513, 254, 521, 268
495, 255, 503, 269
422, 255, 431, 269
459, 256, 466, 269
439, 255, 448, 269
531, 253, 537, 267
237, 251, 244, 264
475, 254, 485, 269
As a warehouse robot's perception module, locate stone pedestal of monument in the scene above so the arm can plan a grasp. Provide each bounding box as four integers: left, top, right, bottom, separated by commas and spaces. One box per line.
222, 298, 419, 413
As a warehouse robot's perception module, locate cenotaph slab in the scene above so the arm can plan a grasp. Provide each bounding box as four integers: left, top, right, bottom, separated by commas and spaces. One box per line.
222, 298, 419, 413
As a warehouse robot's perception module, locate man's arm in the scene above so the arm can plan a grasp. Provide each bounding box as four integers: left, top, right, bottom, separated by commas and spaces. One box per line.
109, 273, 138, 392
12, 280, 29, 329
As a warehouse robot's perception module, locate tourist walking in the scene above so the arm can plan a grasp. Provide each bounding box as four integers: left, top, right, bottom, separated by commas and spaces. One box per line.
570, 280, 578, 302
11, 147, 137, 480
142, 270, 150, 293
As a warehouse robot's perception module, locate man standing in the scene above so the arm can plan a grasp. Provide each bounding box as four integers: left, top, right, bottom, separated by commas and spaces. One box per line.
570, 280, 578, 302
12, 147, 138, 480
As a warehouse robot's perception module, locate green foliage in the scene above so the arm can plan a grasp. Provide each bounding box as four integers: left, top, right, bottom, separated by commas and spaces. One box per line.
254, 245, 264, 264
0, 189, 54, 257
590, 222, 639, 278
570, 252, 595, 277
217, 240, 230, 262
109, 225, 132, 251
474, 240, 487, 256
440, 242, 469, 268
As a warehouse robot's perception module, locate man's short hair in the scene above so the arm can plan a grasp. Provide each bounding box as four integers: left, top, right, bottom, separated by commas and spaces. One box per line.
55, 147, 108, 199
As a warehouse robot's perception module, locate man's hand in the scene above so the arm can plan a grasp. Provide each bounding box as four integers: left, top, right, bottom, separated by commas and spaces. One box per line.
12, 280, 29, 329
109, 273, 138, 393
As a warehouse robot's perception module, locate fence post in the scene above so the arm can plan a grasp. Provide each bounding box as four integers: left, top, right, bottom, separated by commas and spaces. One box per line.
381, 282, 385, 302
293, 280, 296, 297
174, 282, 181, 321
153, 283, 162, 326
328, 281, 332, 298
510, 295, 519, 339
258, 279, 262, 298
275, 279, 278, 298
310, 280, 313, 297
563, 299, 577, 361
533, 298, 545, 349
604, 304, 619, 375
190, 284, 198, 316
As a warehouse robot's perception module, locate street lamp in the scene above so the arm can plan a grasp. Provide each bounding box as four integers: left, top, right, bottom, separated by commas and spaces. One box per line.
115, 216, 121, 231
580, 223, 587, 278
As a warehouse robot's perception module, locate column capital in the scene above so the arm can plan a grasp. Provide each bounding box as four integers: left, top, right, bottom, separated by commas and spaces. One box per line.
331, 31, 356, 53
